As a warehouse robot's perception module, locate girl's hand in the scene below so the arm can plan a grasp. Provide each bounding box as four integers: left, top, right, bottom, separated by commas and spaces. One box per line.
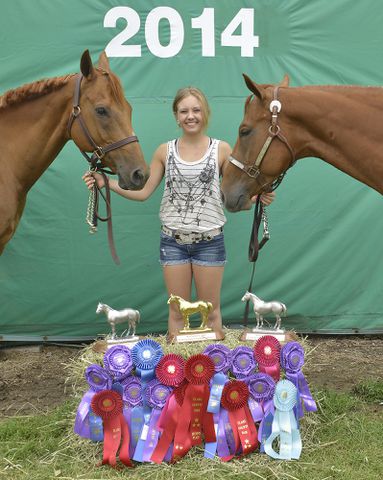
250, 191, 276, 205
82, 171, 105, 190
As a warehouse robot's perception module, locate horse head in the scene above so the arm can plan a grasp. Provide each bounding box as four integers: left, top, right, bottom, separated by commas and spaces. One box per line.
96, 302, 104, 314
241, 292, 250, 302
221, 73, 294, 211
69, 50, 149, 190
167, 294, 178, 305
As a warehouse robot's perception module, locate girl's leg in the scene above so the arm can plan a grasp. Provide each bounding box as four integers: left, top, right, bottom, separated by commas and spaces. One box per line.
192, 264, 225, 340
162, 263, 193, 339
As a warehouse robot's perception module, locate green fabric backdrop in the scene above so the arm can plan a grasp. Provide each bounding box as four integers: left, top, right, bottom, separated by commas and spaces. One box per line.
0, 0, 382, 340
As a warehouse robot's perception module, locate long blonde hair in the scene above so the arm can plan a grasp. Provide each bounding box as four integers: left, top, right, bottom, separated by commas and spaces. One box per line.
172, 87, 211, 128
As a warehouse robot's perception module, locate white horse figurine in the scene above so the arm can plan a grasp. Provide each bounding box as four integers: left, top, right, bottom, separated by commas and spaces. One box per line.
96, 302, 140, 339
241, 292, 287, 330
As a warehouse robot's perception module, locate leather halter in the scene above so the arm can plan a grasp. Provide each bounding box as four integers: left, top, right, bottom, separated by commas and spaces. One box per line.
67, 73, 139, 169
229, 86, 295, 190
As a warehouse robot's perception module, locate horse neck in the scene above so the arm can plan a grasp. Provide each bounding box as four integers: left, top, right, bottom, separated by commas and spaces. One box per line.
0, 77, 75, 192
282, 86, 383, 194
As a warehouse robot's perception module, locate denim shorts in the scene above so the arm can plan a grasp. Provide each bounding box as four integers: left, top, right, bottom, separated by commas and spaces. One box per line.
159, 231, 226, 266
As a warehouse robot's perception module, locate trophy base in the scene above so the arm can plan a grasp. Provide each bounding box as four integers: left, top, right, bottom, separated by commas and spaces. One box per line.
106, 336, 141, 349
240, 328, 295, 343
174, 330, 220, 344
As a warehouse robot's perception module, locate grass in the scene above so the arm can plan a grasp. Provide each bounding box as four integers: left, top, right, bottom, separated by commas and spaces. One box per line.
1, 332, 382, 480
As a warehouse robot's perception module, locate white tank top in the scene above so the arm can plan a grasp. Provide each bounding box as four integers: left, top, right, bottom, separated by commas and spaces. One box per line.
159, 138, 226, 233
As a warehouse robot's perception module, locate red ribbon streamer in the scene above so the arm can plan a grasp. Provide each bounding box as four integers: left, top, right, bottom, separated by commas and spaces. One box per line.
91, 390, 133, 468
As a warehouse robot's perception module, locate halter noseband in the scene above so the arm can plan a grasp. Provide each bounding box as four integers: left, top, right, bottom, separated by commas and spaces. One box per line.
229, 86, 295, 190
67, 73, 139, 170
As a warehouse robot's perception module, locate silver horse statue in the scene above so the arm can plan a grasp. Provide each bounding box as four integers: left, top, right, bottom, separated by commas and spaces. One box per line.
96, 302, 140, 339
241, 292, 287, 330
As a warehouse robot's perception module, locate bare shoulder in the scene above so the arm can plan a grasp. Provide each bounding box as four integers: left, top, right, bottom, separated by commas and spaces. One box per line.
218, 140, 232, 167
152, 142, 168, 166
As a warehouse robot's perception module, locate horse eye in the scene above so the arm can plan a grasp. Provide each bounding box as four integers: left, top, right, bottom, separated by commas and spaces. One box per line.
239, 128, 251, 137
95, 106, 108, 116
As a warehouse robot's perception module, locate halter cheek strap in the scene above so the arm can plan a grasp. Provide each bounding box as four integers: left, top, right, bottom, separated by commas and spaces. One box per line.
67, 73, 139, 170
229, 87, 295, 190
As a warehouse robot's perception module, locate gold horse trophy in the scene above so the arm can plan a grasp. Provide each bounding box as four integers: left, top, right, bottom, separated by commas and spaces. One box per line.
167, 294, 220, 343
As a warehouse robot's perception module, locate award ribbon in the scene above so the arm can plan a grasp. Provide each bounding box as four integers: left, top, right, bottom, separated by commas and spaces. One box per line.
253, 335, 281, 382
204, 344, 231, 414
142, 379, 173, 462
246, 372, 276, 452
280, 342, 317, 418
150, 381, 186, 464
131, 339, 163, 462
172, 354, 216, 462
74, 364, 112, 440
264, 380, 302, 460
230, 346, 257, 379
103, 345, 133, 382
155, 353, 185, 387
220, 380, 258, 461
91, 390, 133, 468
121, 375, 144, 457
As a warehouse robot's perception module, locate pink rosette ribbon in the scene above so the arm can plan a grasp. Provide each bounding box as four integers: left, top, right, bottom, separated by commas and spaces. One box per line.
254, 335, 281, 381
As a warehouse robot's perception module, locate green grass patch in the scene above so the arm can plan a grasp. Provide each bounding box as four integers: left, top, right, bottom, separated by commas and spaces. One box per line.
352, 379, 383, 403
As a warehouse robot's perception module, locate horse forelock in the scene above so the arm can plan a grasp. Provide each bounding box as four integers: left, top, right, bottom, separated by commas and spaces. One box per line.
0, 74, 75, 110
97, 68, 126, 105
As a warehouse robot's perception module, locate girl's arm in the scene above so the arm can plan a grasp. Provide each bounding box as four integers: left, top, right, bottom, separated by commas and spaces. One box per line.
82, 143, 167, 201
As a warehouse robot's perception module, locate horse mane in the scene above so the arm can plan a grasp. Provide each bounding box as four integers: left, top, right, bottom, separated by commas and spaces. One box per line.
0, 74, 75, 110
0, 68, 126, 111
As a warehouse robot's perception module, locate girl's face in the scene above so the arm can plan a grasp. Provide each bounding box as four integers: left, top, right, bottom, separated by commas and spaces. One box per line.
175, 95, 205, 134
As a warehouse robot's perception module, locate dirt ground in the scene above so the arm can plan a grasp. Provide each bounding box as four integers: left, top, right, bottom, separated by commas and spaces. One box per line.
0, 336, 382, 417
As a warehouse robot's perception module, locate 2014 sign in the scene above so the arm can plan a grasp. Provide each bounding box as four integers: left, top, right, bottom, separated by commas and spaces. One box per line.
104, 7, 259, 58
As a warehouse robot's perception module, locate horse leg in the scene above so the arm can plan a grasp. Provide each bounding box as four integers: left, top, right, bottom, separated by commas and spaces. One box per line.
255, 313, 261, 329
110, 322, 116, 339
274, 315, 281, 330
127, 321, 131, 337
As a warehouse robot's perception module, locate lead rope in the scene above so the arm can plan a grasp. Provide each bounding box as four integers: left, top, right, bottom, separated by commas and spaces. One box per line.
85, 170, 120, 265
243, 196, 270, 327
86, 167, 98, 234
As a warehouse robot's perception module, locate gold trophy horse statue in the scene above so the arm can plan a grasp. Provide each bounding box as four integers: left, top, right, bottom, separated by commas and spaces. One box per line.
167, 294, 213, 332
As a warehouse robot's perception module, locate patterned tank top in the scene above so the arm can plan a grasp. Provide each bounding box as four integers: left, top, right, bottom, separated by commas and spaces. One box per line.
159, 138, 226, 233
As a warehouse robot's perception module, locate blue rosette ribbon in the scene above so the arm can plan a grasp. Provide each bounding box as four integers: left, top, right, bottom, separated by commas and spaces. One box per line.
203, 344, 231, 459
280, 342, 317, 418
141, 379, 173, 462
131, 339, 163, 462
120, 375, 144, 457
74, 364, 112, 441
264, 380, 302, 460
103, 345, 133, 382
230, 345, 257, 379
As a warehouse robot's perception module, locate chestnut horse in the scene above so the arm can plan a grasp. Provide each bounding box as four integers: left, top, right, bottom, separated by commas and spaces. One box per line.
221, 74, 383, 211
0, 50, 149, 254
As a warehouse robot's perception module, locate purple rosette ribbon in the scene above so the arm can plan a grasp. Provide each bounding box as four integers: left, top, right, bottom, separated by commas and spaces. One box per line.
141, 379, 173, 462
204, 344, 231, 415
231, 346, 257, 379
203, 345, 232, 458
74, 364, 112, 440
245, 372, 276, 452
204, 344, 232, 374
103, 345, 133, 381
280, 342, 317, 418
121, 376, 144, 457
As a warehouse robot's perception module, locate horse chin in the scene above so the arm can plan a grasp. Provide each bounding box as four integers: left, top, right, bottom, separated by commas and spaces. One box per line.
223, 192, 252, 212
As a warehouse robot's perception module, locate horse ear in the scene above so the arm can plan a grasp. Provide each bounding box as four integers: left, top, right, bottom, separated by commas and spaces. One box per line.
279, 74, 290, 87
80, 50, 94, 79
98, 51, 111, 72
243, 74, 264, 100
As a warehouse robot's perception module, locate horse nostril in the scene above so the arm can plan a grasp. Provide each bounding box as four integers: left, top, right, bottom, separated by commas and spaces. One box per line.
220, 190, 225, 204
131, 168, 145, 186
